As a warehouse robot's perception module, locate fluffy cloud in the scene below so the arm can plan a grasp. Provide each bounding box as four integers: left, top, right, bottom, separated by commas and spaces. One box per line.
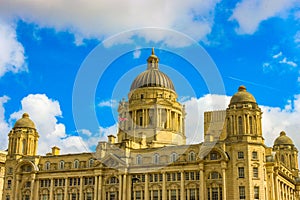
230, 0, 297, 34
98, 99, 118, 108
9, 94, 88, 154
0, 0, 220, 46
0, 96, 10, 150
0, 20, 27, 77
182, 94, 231, 144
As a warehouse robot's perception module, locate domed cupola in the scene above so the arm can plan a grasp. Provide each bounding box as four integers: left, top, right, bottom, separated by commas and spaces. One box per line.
274, 131, 294, 146
229, 85, 256, 105
8, 113, 39, 157
117, 49, 186, 148
13, 113, 36, 129
130, 48, 175, 92
225, 85, 263, 142
273, 131, 298, 170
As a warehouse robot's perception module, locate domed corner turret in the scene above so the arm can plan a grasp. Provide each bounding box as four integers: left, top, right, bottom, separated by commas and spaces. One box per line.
130, 48, 175, 92
13, 113, 36, 129
229, 85, 257, 105
274, 131, 294, 146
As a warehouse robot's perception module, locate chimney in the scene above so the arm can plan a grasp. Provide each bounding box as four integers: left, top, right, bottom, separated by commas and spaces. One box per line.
108, 135, 116, 144
52, 146, 60, 156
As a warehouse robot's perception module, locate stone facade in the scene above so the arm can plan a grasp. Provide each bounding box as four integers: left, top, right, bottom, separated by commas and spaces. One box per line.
2, 50, 300, 200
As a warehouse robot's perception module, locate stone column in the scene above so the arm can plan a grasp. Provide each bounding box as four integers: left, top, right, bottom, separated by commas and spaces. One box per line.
80, 177, 83, 200
222, 168, 226, 200
145, 174, 149, 200
64, 178, 68, 200
122, 174, 127, 200
94, 176, 98, 200
98, 175, 103, 200
34, 175, 39, 200
50, 178, 54, 200
119, 174, 123, 200
162, 173, 166, 200
181, 171, 185, 200
199, 163, 204, 200
30, 174, 36, 200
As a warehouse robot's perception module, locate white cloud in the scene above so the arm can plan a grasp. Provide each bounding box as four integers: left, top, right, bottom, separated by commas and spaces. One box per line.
9, 94, 88, 154
98, 99, 118, 108
0, 20, 27, 77
0, 0, 220, 47
272, 51, 282, 59
261, 95, 300, 149
133, 49, 141, 59
279, 57, 298, 67
0, 96, 10, 150
183, 94, 231, 144
230, 0, 297, 34
77, 129, 92, 137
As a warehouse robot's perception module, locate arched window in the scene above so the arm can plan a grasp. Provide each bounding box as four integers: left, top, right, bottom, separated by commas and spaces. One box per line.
188, 151, 196, 161
249, 116, 253, 134
22, 139, 26, 154
170, 153, 178, 162
45, 162, 50, 170
88, 159, 94, 168
136, 155, 142, 165
153, 153, 160, 164
74, 160, 79, 169
59, 161, 64, 170
238, 116, 243, 134
107, 176, 119, 184
208, 172, 222, 180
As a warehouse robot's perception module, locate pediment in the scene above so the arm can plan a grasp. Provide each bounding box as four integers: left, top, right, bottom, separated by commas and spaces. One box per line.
101, 153, 127, 168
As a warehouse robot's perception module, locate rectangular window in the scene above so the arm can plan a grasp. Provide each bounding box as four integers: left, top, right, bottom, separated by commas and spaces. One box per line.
171, 190, 176, 200
185, 172, 189, 180
153, 190, 158, 200
212, 188, 218, 200
71, 194, 76, 200
238, 152, 244, 159
167, 173, 171, 181
172, 173, 176, 181
86, 192, 92, 200
196, 172, 200, 180
177, 173, 181, 181
190, 172, 195, 180
190, 189, 196, 200
109, 192, 116, 200
239, 186, 245, 199
253, 167, 258, 178
5, 195, 10, 200
254, 186, 259, 199
7, 180, 11, 189
252, 151, 258, 159
238, 167, 245, 178
136, 191, 141, 200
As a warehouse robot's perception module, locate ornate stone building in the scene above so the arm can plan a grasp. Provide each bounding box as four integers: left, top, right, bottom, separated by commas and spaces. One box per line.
2, 50, 300, 200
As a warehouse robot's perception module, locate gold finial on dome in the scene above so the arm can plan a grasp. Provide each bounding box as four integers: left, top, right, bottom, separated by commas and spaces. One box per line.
238, 85, 246, 91
147, 48, 159, 70
22, 113, 29, 118
280, 131, 286, 136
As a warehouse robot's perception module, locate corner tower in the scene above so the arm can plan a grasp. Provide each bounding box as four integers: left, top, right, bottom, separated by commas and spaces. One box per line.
7, 113, 39, 158
225, 85, 263, 143
117, 49, 186, 148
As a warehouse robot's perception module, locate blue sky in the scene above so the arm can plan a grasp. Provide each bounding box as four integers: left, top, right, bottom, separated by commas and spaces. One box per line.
0, 0, 300, 154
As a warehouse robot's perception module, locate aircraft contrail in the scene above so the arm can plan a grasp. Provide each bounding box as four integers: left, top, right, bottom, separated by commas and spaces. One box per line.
227, 76, 279, 91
